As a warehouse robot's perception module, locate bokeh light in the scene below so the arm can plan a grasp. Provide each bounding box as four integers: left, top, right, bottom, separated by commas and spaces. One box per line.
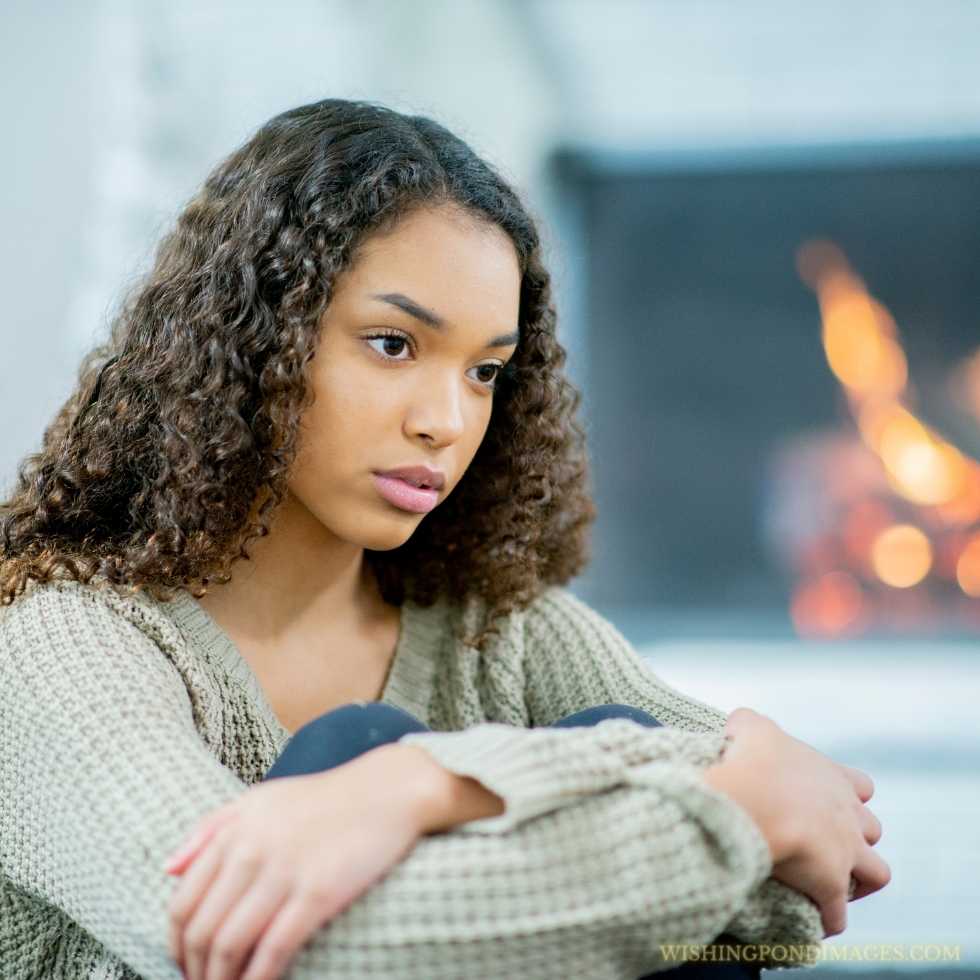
871, 524, 933, 588
956, 534, 980, 597
790, 570, 867, 637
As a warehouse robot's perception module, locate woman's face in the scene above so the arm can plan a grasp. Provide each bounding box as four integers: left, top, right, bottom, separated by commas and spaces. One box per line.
287, 204, 522, 551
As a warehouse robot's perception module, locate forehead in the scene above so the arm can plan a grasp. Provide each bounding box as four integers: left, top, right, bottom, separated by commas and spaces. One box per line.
338, 206, 521, 326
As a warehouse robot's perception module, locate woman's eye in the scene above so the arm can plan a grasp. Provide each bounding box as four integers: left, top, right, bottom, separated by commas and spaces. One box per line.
365, 333, 412, 360
364, 332, 505, 390
472, 364, 502, 386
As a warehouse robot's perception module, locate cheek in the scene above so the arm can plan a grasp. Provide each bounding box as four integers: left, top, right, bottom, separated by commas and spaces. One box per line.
320, 355, 403, 414
295, 367, 393, 466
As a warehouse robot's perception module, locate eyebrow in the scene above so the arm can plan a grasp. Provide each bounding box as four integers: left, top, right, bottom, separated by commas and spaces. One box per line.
369, 291, 520, 350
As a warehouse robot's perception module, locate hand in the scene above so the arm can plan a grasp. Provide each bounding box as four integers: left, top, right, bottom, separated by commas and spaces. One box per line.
163, 743, 435, 980
703, 707, 891, 938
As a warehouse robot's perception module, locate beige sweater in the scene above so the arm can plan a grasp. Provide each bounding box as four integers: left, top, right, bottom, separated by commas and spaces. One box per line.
0, 577, 822, 978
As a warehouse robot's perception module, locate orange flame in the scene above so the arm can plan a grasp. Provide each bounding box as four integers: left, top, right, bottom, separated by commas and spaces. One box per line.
799, 239, 980, 523
797, 239, 980, 610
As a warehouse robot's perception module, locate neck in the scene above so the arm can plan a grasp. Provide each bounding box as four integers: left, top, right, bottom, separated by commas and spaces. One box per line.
196, 489, 387, 648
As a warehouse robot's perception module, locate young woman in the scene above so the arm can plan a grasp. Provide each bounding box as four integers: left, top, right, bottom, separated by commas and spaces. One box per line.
0, 98, 889, 980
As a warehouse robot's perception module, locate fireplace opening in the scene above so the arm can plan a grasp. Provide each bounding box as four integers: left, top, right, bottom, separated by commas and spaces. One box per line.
552, 138, 980, 639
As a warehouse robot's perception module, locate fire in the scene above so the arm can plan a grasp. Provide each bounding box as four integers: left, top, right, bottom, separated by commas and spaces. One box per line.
879, 426, 966, 507
792, 239, 980, 632
820, 291, 908, 397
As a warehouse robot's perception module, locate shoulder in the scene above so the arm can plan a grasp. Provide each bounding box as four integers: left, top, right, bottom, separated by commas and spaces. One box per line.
0, 576, 233, 747
459, 583, 630, 662
0, 577, 199, 692
520, 584, 628, 648
517, 585, 653, 693
513, 585, 729, 732
2, 576, 183, 647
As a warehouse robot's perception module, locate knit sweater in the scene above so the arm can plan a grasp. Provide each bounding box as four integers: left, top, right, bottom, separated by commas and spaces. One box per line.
0, 576, 824, 979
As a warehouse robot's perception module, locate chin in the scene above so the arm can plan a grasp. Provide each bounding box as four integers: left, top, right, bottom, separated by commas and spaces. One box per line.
358, 518, 424, 551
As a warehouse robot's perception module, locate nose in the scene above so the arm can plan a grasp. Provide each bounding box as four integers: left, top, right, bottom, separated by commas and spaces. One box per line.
405, 371, 466, 447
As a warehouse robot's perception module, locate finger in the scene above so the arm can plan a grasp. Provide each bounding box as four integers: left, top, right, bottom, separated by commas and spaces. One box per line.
857, 803, 882, 846
166, 807, 241, 875
168, 828, 233, 973
240, 890, 339, 980
724, 706, 759, 733
206, 869, 291, 980
838, 764, 875, 803
818, 889, 848, 938
184, 849, 264, 980
849, 847, 892, 901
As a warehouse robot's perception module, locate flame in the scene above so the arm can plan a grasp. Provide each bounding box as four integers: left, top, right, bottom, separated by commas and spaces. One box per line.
819, 291, 908, 397
795, 239, 980, 630
883, 437, 967, 507
799, 239, 980, 519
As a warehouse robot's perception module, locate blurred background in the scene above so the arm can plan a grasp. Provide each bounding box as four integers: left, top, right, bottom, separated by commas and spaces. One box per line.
2, 0, 978, 972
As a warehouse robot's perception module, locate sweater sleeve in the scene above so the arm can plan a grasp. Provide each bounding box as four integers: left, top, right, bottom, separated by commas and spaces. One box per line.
0, 584, 250, 980
393, 584, 735, 839
512, 584, 826, 957
1, 581, 813, 979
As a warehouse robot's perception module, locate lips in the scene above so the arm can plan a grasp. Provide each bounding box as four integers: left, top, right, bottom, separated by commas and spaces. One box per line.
374, 465, 446, 491
372, 473, 441, 514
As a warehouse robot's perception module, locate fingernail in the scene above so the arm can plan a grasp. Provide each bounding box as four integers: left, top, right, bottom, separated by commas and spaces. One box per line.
162, 855, 183, 873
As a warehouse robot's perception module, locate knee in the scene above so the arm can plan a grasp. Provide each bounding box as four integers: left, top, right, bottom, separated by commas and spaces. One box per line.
293, 700, 429, 742
550, 703, 664, 729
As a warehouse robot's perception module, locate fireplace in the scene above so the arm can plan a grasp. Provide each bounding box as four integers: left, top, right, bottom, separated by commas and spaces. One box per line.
551, 138, 980, 639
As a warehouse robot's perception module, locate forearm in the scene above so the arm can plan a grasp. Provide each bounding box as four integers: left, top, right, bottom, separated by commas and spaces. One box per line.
282, 762, 788, 978
376, 719, 735, 840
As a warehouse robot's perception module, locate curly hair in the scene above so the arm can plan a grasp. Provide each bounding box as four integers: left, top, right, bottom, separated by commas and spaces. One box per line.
0, 97, 596, 651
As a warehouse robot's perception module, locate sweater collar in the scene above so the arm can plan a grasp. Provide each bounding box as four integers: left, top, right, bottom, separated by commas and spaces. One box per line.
160, 589, 450, 739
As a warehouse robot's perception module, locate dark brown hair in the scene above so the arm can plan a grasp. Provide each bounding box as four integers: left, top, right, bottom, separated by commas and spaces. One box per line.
0, 98, 596, 651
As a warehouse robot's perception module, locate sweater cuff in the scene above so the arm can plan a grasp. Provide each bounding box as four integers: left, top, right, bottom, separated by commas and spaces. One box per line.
398, 720, 733, 836
724, 877, 824, 968
399, 722, 630, 834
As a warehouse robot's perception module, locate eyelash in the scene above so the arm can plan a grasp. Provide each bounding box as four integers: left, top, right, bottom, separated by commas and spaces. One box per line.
363, 329, 514, 390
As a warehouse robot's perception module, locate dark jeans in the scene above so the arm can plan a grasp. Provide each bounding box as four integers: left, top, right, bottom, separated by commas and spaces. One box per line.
263, 702, 762, 980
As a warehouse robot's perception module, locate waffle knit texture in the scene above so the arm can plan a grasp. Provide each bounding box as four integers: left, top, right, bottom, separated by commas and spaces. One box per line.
0, 577, 824, 978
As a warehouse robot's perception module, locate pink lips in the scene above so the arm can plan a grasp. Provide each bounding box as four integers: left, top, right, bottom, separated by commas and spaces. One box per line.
372, 473, 440, 513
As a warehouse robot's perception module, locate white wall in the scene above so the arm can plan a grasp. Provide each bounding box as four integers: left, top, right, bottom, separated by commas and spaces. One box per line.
533, 0, 980, 148
0, 0, 560, 492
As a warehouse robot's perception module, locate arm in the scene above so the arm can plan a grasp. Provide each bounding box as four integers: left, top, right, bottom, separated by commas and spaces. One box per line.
516, 585, 826, 952
0, 581, 801, 979
0, 584, 248, 980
